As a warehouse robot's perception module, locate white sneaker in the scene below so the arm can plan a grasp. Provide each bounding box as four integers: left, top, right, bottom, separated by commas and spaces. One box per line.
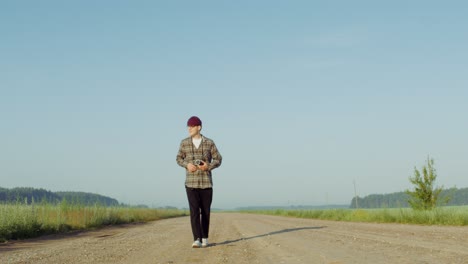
202, 238, 209, 248
192, 239, 201, 248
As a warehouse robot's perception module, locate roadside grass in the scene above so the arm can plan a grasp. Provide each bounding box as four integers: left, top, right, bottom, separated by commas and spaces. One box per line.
0, 202, 188, 242
242, 206, 468, 226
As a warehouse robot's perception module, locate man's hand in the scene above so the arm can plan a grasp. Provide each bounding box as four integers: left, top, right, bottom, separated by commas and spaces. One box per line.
198, 162, 209, 171
187, 163, 197, 172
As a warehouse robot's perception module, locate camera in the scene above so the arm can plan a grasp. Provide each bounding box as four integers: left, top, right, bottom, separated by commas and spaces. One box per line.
194, 159, 205, 166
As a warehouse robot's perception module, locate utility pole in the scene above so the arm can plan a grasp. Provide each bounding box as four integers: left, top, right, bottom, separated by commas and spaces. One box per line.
353, 180, 359, 209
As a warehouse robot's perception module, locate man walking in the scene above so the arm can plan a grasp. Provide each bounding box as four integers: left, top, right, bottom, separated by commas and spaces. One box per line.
176, 116, 222, 248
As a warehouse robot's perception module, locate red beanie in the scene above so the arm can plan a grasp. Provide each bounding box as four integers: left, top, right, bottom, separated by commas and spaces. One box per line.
187, 116, 202, 126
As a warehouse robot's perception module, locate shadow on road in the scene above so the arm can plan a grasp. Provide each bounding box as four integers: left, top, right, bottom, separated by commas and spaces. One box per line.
215, 226, 326, 246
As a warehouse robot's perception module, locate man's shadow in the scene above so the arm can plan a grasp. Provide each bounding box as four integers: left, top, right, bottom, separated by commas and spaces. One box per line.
214, 226, 326, 246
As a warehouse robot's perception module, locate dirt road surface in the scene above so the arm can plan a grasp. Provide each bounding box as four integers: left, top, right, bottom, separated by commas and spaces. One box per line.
1, 213, 467, 263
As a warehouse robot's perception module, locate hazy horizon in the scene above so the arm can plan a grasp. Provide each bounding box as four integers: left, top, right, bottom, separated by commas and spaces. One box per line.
2, 1, 468, 209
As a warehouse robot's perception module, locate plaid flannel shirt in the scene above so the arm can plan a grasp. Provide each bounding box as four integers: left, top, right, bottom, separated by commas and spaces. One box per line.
176, 135, 222, 189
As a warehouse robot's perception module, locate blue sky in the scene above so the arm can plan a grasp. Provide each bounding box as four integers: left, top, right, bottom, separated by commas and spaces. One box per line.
1, 1, 468, 209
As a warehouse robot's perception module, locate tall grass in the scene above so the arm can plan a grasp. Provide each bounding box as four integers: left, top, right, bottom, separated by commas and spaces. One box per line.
0, 202, 187, 242
243, 206, 468, 226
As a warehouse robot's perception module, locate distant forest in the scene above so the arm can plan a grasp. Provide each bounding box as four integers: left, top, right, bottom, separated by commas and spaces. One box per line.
350, 187, 468, 208
236, 204, 349, 211
0, 187, 120, 206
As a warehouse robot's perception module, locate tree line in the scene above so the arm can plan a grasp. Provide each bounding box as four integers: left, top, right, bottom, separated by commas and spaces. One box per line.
351, 158, 468, 209
0, 187, 120, 206
350, 187, 468, 209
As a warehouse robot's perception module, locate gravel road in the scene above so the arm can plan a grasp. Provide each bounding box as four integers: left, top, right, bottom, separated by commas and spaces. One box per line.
1, 213, 467, 263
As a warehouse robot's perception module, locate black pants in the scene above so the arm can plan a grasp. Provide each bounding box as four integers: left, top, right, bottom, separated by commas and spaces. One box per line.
185, 187, 213, 240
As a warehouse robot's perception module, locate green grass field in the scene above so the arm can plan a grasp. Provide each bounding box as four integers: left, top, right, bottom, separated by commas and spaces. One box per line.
0, 202, 188, 242
242, 206, 468, 226
4, 202, 467, 243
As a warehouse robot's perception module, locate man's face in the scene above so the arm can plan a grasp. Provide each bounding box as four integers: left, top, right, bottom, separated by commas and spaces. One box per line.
188, 125, 201, 137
